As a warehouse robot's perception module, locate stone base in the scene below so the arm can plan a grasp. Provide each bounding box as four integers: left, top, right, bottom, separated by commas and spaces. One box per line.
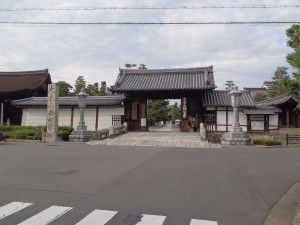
69, 130, 94, 142
44, 132, 62, 143
220, 131, 252, 146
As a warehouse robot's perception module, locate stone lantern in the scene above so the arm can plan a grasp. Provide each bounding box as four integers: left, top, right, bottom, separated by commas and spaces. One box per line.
69, 88, 93, 142
220, 87, 252, 146
77, 88, 88, 131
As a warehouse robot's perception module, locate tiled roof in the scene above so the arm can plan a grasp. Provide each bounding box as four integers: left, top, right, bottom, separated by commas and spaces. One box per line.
12, 96, 125, 108
0, 69, 51, 94
203, 90, 255, 107
243, 108, 282, 115
256, 92, 299, 107
109, 66, 216, 92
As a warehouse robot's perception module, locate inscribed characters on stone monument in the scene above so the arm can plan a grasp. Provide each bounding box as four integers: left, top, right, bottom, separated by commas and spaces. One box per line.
47, 84, 59, 133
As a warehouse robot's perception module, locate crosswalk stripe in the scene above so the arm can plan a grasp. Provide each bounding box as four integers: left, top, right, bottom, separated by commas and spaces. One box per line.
17, 205, 72, 225
0, 202, 33, 220
190, 219, 218, 225
75, 209, 117, 225
135, 214, 166, 225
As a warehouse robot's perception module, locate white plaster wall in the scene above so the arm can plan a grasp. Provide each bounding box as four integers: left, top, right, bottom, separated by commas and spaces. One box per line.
269, 114, 278, 129
73, 108, 96, 131
217, 111, 226, 131
98, 107, 124, 130
240, 111, 248, 132
24, 108, 47, 126
58, 108, 72, 127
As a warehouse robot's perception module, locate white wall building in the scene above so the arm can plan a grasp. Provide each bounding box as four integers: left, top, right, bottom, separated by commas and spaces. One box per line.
13, 96, 125, 131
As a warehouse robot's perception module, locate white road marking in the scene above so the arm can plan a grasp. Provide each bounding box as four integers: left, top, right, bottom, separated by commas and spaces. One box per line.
135, 214, 166, 225
0, 202, 33, 220
75, 209, 117, 225
18, 205, 72, 225
190, 219, 218, 225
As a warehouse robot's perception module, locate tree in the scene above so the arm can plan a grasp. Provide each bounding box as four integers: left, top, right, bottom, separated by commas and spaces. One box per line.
86, 83, 100, 96
147, 100, 169, 125
99, 81, 107, 96
285, 24, 300, 99
253, 92, 269, 102
286, 24, 300, 72
74, 76, 86, 94
138, 64, 147, 69
270, 66, 290, 97
224, 80, 235, 90
55, 81, 73, 96
171, 102, 181, 120
124, 64, 137, 69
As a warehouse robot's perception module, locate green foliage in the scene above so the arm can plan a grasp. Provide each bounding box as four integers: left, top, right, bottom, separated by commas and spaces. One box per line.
224, 80, 235, 90
124, 64, 137, 69
124, 63, 147, 70
58, 126, 74, 141
99, 81, 108, 96
74, 76, 86, 94
86, 82, 100, 96
286, 24, 300, 72
147, 100, 169, 126
270, 66, 290, 97
253, 92, 269, 102
171, 102, 181, 120
253, 139, 282, 146
0, 125, 74, 141
56, 81, 73, 96
138, 64, 147, 69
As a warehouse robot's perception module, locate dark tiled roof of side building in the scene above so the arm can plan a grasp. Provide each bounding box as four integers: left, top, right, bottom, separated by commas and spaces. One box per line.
256, 92, 299, 107
109, 66, 216, 92
0, 69, 51, 94
203, 90, 255, 107
12, 96, 125, 108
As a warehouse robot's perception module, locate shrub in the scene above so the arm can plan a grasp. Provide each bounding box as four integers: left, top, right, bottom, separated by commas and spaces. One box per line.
1, 125, 74, 141
253, 139, 282, 146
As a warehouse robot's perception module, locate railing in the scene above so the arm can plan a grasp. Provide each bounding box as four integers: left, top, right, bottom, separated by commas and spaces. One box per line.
286, 134, 300, 145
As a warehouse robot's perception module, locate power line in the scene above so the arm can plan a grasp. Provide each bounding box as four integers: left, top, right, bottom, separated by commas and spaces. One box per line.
0, 5, 300, 11
0, 21, 299, 26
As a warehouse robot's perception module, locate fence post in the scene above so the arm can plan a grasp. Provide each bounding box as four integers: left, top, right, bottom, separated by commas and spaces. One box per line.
286, 134, 288, 145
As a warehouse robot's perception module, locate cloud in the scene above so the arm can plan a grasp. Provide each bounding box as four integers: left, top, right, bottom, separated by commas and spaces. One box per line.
0, 0, 298, 90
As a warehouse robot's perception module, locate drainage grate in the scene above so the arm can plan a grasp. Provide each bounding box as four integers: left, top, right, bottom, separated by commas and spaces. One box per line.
122, 214, 143, 225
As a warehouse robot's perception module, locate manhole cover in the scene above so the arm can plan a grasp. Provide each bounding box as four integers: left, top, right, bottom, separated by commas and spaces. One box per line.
122, 214, 142, 225
45, 144, 58, 146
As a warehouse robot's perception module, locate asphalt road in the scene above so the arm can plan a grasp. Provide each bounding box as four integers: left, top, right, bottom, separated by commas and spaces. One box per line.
0, 142, 299, 225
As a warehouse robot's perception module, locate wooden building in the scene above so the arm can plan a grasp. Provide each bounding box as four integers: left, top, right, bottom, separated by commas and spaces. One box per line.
0, 69, 51, 125
109, 67, 257, 132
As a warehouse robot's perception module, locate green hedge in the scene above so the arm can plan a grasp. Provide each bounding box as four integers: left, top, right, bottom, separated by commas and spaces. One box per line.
0, 125, 74, 141
253, 139, 282, 146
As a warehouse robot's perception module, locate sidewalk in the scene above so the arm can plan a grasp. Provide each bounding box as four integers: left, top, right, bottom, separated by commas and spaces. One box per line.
263, 182, 300, 225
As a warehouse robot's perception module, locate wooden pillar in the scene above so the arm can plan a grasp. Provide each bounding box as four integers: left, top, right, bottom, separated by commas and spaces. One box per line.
286, 110, 290, 128
226, 107, 228, 132
70, 107, 74, 128
95, 107, 99, 131
215, 107, 217, 131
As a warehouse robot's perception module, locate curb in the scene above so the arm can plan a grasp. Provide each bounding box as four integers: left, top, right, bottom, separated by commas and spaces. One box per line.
263, 182, 300, 225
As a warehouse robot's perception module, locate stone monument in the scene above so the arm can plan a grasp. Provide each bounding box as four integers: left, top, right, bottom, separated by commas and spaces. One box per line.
45, 84, 62, 142
69, 88, 93, 142
220, 87, 251, 145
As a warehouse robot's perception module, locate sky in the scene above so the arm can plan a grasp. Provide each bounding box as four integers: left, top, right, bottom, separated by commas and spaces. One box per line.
0, 0, 299, 90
